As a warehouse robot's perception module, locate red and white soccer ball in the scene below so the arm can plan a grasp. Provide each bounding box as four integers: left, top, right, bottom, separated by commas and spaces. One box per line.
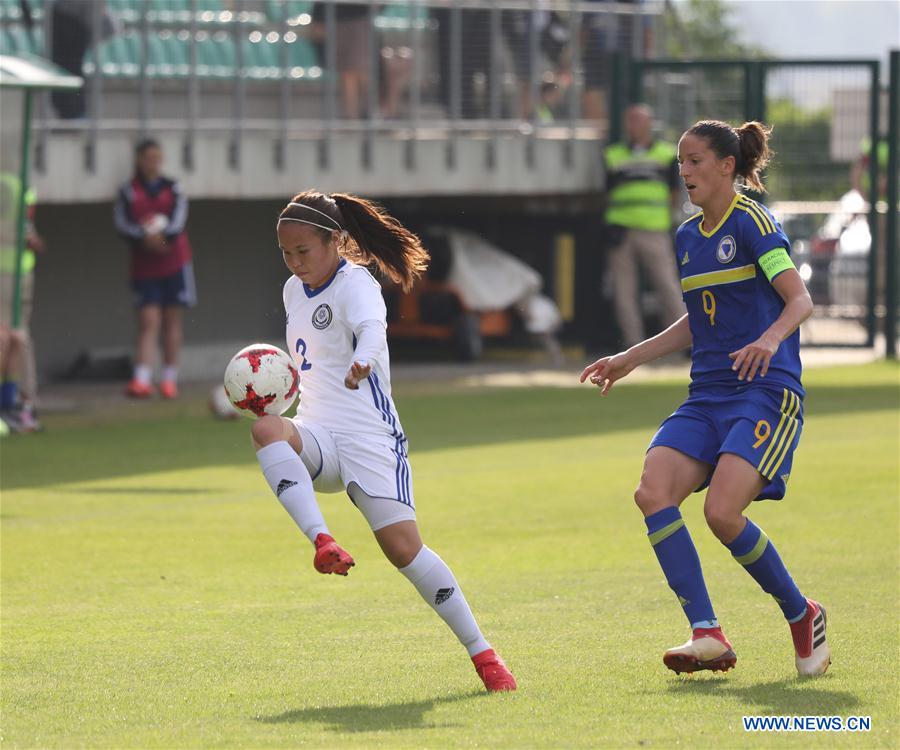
223, 343, 299, 419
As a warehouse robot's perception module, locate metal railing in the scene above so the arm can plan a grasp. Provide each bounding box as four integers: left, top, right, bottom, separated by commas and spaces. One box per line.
10, 0, 664, 172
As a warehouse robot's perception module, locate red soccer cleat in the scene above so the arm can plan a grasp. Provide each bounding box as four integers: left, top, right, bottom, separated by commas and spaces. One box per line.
790, 599, 831, 676
663, 626, 737, 674
126, 379, 154, 398
472, 648, 517, 692
159, 380, 178, 399
313, 533, 355, 576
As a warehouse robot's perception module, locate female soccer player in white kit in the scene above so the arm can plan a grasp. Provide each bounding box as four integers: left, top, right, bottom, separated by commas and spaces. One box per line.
251, 191, 516, 692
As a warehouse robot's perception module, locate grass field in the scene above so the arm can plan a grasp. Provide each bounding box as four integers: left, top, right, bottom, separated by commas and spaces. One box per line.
1, 362, 898, 748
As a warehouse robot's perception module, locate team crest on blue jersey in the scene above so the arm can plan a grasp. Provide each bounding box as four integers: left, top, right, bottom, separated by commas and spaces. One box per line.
716, 235, 737, 264
312, 303, 333, 330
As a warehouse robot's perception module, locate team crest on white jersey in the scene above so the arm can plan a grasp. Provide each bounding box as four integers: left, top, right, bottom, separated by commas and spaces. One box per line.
312, 303, 333, 330
716, 235, 737, 264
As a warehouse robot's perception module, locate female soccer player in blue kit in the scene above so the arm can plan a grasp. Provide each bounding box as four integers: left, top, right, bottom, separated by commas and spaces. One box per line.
250, 191, 516, 692
581, 120, 831, 677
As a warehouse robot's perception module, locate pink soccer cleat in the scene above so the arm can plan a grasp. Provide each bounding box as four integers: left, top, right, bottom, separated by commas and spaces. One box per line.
472, 648, 517, 692
663, 626, 737, 674
126, 379, 154, 398
313, 533, 355, 576
159, 380, 178, 399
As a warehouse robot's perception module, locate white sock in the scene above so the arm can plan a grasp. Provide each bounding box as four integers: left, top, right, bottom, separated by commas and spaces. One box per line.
161, 365, 178, 383
134, 364, 152, 384
256, 441, 329, 544
399, 546, 491, 657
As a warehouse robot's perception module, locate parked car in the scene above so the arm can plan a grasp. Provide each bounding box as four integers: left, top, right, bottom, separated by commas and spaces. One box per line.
775, 191, 870, 311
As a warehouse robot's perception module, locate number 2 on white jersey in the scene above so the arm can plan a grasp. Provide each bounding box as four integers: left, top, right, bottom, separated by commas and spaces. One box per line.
294, 338, 313, 371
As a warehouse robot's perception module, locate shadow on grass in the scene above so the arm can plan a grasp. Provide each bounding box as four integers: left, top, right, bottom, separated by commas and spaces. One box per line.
2, 377, 896, 490
255, 690, 484, 733
665, 675, 859, 714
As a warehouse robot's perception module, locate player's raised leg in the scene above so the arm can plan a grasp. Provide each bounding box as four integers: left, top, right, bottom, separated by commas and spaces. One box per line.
359, 494, 515, 692
705, 453, 830, 676
252, 415, 354, 576
636, 446, 736, 674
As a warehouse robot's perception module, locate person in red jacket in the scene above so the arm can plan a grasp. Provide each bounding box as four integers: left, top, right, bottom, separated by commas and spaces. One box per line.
114, 139, 195, 399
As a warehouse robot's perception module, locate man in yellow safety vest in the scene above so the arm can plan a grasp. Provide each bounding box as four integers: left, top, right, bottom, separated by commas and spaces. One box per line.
603, 104, 685, 348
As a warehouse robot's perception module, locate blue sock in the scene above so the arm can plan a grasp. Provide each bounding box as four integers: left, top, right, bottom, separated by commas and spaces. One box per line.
0, 381, 17, 409
645, 507, 718, 630
726, 519, 807, 621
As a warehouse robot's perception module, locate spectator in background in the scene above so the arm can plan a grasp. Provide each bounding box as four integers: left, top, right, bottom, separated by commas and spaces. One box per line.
311, 3, 374, 119
114, 139, 195, 400
603, 104, 684, 348
536, 80, 561, 123
50, 0, 116, 119
434, 6, 491, 119
581, 0, 640, 129
502, 9, 537, 120
0, 171, 46, 432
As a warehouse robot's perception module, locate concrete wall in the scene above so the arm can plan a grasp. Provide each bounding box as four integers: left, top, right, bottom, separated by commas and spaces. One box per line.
31, 129, 604, 203
30, 194, 610, 383
31, 199, 292, 381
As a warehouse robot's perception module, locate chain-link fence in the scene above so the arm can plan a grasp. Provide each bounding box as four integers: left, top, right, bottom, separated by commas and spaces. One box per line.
628, 57, 888, 347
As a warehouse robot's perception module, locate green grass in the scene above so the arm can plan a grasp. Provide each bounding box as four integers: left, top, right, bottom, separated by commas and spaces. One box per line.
2, 363, 898, 748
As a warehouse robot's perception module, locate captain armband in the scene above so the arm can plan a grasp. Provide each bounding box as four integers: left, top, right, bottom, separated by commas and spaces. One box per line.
758, 247, 795, 282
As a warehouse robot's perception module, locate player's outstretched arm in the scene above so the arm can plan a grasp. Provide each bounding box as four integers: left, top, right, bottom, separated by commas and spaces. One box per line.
580, 314, 692, 396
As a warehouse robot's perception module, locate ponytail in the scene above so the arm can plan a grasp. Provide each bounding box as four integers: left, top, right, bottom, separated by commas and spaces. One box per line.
735, 121, 773, 193
331, 193, 429, 291
684, 119, 774, 193
280, 191, 429, 291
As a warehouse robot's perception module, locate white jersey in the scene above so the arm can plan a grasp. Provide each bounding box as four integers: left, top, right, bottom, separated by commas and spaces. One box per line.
283, 259, 406, 441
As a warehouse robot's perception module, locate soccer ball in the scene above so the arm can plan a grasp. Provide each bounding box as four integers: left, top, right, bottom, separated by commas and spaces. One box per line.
223, 343, 299, 419
142, 213, 168, 234
208, 385, 240, 420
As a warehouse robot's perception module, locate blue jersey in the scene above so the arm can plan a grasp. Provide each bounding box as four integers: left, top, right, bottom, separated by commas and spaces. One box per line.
675, 193, 803, 396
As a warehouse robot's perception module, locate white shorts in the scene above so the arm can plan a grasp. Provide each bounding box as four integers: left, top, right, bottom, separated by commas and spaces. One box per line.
291, 418, 416, 531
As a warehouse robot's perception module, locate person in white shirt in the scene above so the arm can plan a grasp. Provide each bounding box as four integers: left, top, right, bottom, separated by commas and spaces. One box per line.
250, 191, 516, 692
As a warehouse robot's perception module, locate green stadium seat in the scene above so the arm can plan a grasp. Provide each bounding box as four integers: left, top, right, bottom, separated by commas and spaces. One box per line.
29, 26, 44, 55
24, 0, 44, 21
1, 0, 23, 21
265, 0, 312, 23
200, 32, 235, 78
243, 34, 279, 79
88, 36, 118, 77
148, 0, 193, 24
376, 3, 429, 30
4, 25, 39, 55
0, 28, 13, 55
146, 32, 169, 77
106, 0, 140, 24
164, 31, 191, 77
286, 36, 320, 79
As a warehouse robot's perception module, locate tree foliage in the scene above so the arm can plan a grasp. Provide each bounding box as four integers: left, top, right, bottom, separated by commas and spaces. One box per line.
665, 0, 767, 60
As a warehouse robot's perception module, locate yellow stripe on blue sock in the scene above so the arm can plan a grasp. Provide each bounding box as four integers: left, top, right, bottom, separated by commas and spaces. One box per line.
648, 518, 685, 546
734, 529, 770, 566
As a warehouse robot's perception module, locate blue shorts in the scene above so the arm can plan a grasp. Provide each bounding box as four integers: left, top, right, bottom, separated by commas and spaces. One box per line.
131, 263, 197, 308
648, 384, 804, 501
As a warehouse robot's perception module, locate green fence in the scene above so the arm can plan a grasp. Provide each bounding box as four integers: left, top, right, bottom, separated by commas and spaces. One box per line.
613, 56, 895, 350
